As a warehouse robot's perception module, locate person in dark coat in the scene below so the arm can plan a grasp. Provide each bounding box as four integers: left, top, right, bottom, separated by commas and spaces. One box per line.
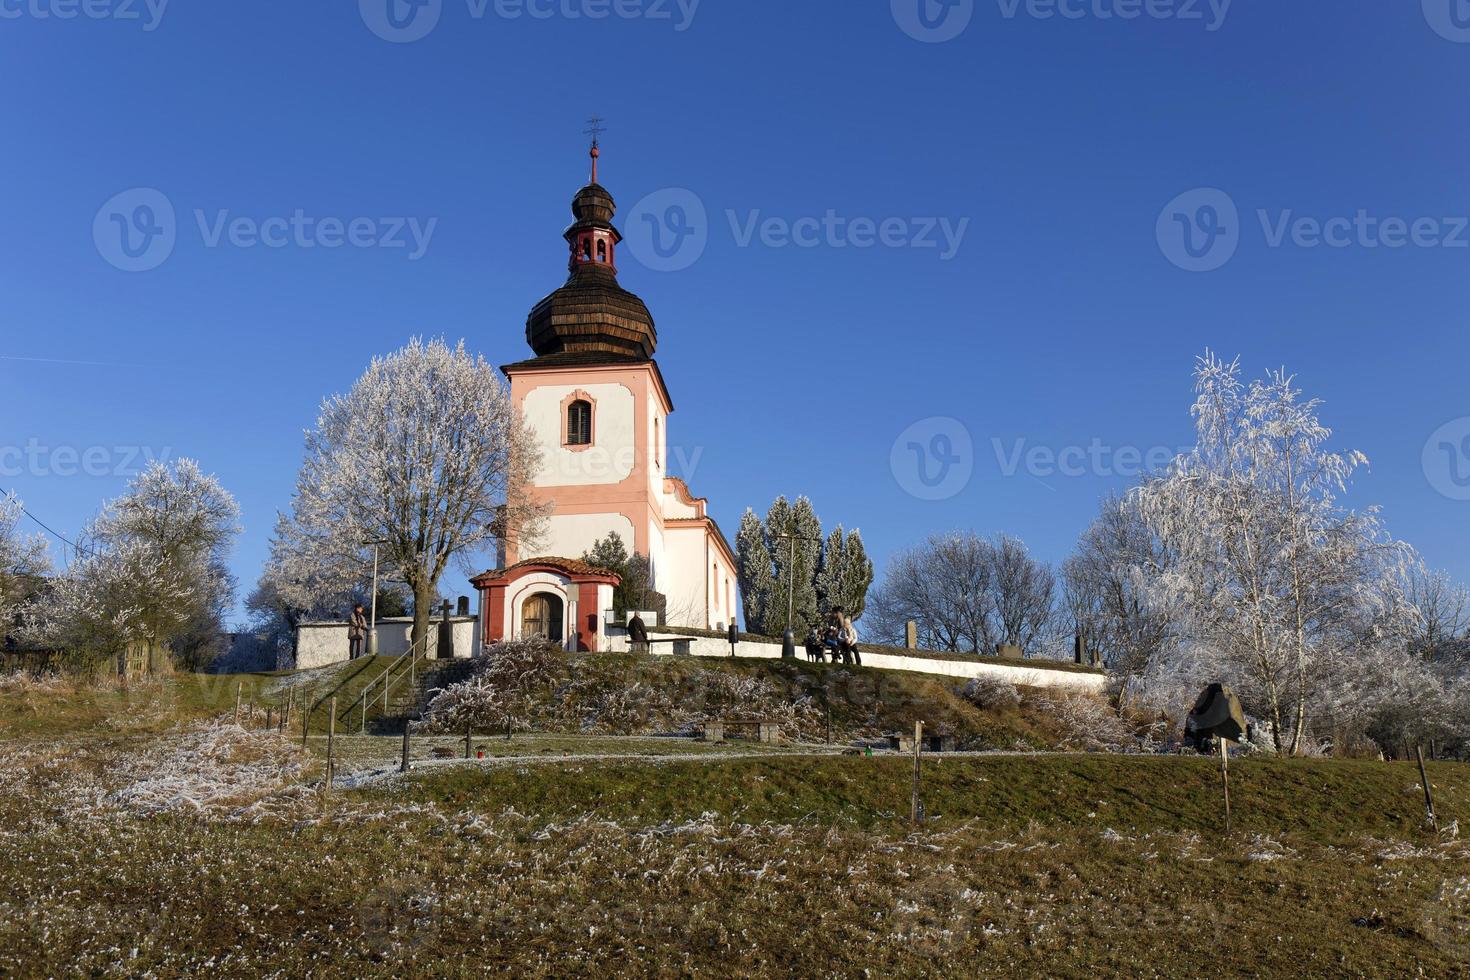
628, 612, 649, 651
348, 604, 368, 659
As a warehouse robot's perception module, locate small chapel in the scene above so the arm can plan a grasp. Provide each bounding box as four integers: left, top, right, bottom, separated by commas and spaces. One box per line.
472, 141, 738, 652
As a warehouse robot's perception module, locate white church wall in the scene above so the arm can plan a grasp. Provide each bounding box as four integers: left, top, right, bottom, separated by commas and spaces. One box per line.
540, 512, 636, 561
523, 382, 636, 488
662, 527, 711, 627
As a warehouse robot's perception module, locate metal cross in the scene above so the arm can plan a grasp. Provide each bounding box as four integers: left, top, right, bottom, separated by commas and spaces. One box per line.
584, 116, 606, 148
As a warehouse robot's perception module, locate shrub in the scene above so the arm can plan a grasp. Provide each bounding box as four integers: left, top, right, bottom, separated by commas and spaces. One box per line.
962, 675, 1021, 710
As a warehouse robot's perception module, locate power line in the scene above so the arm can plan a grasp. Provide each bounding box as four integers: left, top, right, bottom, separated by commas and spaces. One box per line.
3, 491, 97, 558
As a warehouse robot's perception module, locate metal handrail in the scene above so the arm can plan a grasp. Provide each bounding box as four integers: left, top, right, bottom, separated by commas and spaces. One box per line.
340, 640, 432, 733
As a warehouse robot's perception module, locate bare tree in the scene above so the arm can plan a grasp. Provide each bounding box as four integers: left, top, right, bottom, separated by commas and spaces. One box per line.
287, 338, 545, 656
1062, 493, 1175, 704
869, 531, 1057, 656
1405, 565, 1470, 663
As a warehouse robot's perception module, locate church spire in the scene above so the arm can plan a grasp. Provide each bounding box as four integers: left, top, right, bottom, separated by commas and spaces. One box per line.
566, 121, 619, 275
585, 115, 605, 185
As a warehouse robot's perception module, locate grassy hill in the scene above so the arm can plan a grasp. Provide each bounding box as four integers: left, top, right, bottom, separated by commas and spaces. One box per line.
2, 663, 1467, 977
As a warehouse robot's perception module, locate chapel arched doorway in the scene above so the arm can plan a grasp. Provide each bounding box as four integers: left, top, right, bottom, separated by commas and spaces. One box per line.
520, 592, 564, 644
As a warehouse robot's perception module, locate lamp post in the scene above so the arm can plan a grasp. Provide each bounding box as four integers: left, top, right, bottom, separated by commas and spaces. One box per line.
366, 539, 388, 655
774, 527, 821, 659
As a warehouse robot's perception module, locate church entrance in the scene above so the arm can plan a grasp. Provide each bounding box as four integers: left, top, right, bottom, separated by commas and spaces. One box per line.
520, 593, 564, 644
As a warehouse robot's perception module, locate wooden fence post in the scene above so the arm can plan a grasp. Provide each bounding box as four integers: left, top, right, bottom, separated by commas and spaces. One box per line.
266, 707, 273, 731
326, 696, 336, 791
465, 722, 473, 760
302, 695, 310, 747
401, 723, 412, 774
911, 720, 924, 826
1417, 745, 1438, 833
1220, 737, 1232, 834
234, 683, 242, 726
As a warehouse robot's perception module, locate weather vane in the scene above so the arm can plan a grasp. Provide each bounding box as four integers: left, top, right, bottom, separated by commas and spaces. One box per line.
585, 115, 606, 149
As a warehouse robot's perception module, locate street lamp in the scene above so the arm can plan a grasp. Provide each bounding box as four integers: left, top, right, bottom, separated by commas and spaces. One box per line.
365, 539, 389, 655
774, 527, 821, 659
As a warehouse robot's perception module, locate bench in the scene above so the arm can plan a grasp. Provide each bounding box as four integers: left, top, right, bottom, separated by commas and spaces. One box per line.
630, 638, 693, 657
702, 718, 781, 744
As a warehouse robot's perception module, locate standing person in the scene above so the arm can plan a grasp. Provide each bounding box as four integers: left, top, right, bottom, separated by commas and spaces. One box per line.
627, 611, 649, 653
825, 607, 847, 664
841, 609, 861, 667
348, 603, 368, 659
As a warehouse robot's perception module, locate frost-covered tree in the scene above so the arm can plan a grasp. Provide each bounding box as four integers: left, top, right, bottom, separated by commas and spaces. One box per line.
286, 338, 545, 657
814, 526, 874, 622
766, 496, 822, 634
28, 459, 238, 673
30, 539, 198, 675
735, 510, 772, 633
0, 494, 51, 638
1134, 353, 1411, 755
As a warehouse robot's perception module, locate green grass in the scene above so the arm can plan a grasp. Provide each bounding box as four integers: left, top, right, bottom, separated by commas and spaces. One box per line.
371, 751, 1468, 842
3, 667, 1468, 977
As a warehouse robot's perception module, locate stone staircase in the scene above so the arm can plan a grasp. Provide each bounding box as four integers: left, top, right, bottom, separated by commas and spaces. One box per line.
365, 656, 478, 734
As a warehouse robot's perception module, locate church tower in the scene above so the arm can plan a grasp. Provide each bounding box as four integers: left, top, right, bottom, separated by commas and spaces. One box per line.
476, 139, 738, 650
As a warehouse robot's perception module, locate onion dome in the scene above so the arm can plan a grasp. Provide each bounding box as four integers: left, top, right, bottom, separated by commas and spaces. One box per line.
524, 144, 658, 361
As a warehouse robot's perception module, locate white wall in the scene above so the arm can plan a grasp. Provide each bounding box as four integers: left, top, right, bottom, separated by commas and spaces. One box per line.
294, 617, 478, 670
605, 628, 1107, 693
523, 382, 636, 487
539, 513, 636, 562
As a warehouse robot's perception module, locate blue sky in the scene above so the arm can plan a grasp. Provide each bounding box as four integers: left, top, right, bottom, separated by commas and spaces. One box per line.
4, 1, 1470, 626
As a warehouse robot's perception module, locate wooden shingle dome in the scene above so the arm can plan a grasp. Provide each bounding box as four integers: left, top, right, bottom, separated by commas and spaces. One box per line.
524, 150, 658, 361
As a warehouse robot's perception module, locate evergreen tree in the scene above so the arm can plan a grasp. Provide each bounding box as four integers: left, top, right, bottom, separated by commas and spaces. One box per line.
582, 532, 658, 619
766, 496, 822, 635
815, 525, 875, 621
735, 509, 773, 633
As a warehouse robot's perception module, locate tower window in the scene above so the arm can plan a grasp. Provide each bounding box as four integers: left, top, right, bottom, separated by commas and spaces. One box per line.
566, 399, 592, 446
596, 239, 607, 262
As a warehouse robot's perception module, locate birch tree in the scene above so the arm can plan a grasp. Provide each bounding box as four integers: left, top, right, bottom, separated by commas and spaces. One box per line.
287, 338, 545, 656
1134, 353, 1410, 754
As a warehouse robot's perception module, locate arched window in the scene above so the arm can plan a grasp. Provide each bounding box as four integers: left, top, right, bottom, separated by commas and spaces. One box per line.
596, 239, 607, 262
566, 399, 592, 446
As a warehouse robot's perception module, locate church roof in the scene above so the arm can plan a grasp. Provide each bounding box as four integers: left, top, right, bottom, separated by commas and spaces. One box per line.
522, 145, 659, 362
470, 556, 621, 587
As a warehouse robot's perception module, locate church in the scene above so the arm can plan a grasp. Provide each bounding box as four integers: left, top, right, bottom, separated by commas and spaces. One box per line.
472, 142, 738, 653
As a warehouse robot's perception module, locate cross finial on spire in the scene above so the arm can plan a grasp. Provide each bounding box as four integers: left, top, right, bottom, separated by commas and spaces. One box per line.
584, 115, 605, 183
